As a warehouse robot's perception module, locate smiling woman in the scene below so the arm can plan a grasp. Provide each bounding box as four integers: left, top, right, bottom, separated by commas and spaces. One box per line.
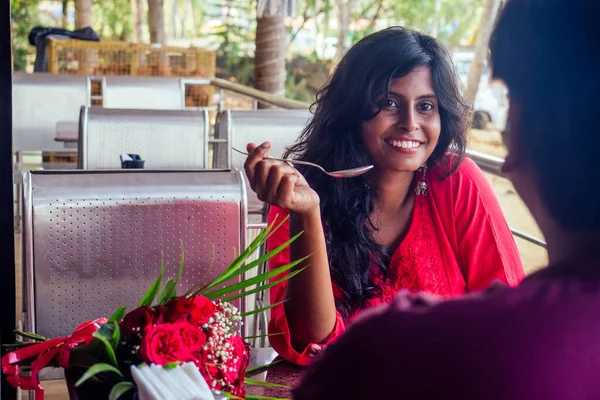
243, 26, 526, 367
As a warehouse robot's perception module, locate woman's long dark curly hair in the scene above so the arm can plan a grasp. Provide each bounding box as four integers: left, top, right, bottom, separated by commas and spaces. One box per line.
285, 27, 470, 317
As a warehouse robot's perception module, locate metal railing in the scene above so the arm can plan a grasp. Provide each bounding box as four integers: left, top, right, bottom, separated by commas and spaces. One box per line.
209, 77, 311, 111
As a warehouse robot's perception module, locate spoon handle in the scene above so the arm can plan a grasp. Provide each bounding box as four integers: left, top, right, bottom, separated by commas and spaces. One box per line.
231, 147, 325, 173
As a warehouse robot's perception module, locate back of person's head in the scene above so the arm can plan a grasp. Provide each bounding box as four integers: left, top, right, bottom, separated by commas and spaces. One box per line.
490, 0, 600, 230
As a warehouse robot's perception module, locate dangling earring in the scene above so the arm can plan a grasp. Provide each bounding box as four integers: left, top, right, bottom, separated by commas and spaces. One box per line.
415, 164, 428, 196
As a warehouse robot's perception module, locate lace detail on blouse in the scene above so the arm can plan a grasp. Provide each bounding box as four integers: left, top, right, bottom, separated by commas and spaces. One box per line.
358, 194, 451, 317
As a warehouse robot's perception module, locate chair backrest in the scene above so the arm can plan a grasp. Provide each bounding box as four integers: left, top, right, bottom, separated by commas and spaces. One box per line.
102, 75, 185, 110
102, 76, 212, 110
78, 106, 209, 169
13, 72, 90, 152
212, 109, 312, 213
22, 169, 248, 339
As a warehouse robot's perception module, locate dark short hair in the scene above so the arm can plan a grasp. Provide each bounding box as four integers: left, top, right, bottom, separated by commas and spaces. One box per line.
490, 0, 600, 229
286, 27, 470, 316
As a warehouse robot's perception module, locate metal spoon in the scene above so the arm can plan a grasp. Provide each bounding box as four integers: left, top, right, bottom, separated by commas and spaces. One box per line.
232, 147, 373, 178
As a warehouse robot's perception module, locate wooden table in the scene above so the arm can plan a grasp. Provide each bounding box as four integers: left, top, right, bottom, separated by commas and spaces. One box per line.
54, 121, 78, 149
246, 359, 305, 398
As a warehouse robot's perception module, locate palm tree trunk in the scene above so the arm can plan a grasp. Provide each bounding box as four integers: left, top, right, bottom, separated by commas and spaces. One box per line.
132, 0, 144, 42
75, 0, 94, 73
463, 0, 501, 105
169, 0, 178, 39
332, 0, 357, 67
75, 0, 92, 28
186, 0, 197, 37
254, 14, 286, 108
62, 0, 69, 28
147, 0, 166, 44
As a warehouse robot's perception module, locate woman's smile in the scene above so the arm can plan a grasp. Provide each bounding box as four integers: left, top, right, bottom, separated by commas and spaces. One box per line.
384, 137, 426, 154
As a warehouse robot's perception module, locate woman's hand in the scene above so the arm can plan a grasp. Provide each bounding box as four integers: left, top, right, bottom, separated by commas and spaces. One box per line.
307, 344, 326, 359
244, 142, 320, 216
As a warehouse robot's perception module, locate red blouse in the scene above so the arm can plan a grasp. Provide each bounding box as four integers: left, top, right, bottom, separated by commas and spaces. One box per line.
265, 157, 525, 366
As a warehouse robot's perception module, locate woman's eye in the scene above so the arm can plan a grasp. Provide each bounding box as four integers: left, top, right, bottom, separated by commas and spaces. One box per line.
380, 99, 399, 109
419, 102, 434, 111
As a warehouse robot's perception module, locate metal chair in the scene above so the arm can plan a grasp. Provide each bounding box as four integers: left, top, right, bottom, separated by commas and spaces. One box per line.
12, 72, 90, 153
102, 76, 211, 110
22, 169, 248, 339
78, 106, 210, 169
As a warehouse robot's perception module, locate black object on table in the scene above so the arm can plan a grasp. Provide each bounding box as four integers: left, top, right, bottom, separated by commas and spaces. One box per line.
121, 154, 145, 169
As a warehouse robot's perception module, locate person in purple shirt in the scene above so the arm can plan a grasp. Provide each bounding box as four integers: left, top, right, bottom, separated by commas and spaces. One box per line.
293, 0, 600, 399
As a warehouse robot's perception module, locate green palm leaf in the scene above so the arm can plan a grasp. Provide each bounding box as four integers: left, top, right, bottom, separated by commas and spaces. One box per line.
244, 377, 290, 389
203, 256, 309, 299
200, 214, 288, 293
157, 278, 177, 306
201, 229, 270, 292
92, 330, 118, 366
138, 260, 164, 307
109, 306, 126, 324
246, 359, 282, 374
75, 363, 123, 387
242, 332, 284, 341
220, 268, 306, 303
240, 300, 285, 318
108, 381, 135, 400
207, 231, 304, 293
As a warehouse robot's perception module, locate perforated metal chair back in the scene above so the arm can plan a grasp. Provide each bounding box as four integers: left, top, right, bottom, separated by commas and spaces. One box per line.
78, 106, 209, 169
102, 76, 182, 110
212, 109, 312, 214
13, 72, 90, 152
102, 76, 212, 110
22, 169, 248, 341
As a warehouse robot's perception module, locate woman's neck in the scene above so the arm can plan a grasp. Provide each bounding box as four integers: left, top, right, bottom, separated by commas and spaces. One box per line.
369, 170, 415, 214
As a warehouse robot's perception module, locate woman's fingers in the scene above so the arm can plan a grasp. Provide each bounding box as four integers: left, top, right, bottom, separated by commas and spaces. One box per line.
243, 141, 271, 190
265, 163, 298, 202
254, 161, 296, 204
277, 173, 299, 205
307, 344, 325, 358
243, 141, 318, 213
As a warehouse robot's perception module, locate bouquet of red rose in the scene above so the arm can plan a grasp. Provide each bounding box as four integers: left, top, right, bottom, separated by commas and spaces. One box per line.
2, 216, 304, 400
119, 297, 249, 397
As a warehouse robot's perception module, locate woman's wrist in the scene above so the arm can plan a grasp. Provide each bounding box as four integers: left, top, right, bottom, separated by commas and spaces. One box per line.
290, 206, 321, 228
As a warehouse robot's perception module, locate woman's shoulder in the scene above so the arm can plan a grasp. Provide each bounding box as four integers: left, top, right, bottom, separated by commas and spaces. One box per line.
428, 153, 506, 225
429, 154, 484, 184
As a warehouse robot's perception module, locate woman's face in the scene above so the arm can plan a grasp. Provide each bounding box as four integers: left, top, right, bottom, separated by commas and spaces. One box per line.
360, 66, 441, 174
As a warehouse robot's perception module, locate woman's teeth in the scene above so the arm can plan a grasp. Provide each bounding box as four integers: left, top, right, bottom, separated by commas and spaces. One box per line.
389, 140, 421, 149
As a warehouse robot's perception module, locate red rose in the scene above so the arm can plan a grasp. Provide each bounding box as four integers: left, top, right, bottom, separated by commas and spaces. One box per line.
162, 297, 193, 323
120, 306, 156, 336
153, 306, 165, 323
221, 335, 250, 384
189, 296, 215, 326
180, 323, 207, 359
200, 362, 222, 388
139, 322, 194, 365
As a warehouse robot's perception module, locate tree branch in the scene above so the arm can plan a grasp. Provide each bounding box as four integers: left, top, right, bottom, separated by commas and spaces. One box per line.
287, 5, 325, 50
353, 0, 377, 22
366, 0, 384, 30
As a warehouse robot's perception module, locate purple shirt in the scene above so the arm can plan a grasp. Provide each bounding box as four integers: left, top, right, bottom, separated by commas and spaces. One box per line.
293, 256, 600, 399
